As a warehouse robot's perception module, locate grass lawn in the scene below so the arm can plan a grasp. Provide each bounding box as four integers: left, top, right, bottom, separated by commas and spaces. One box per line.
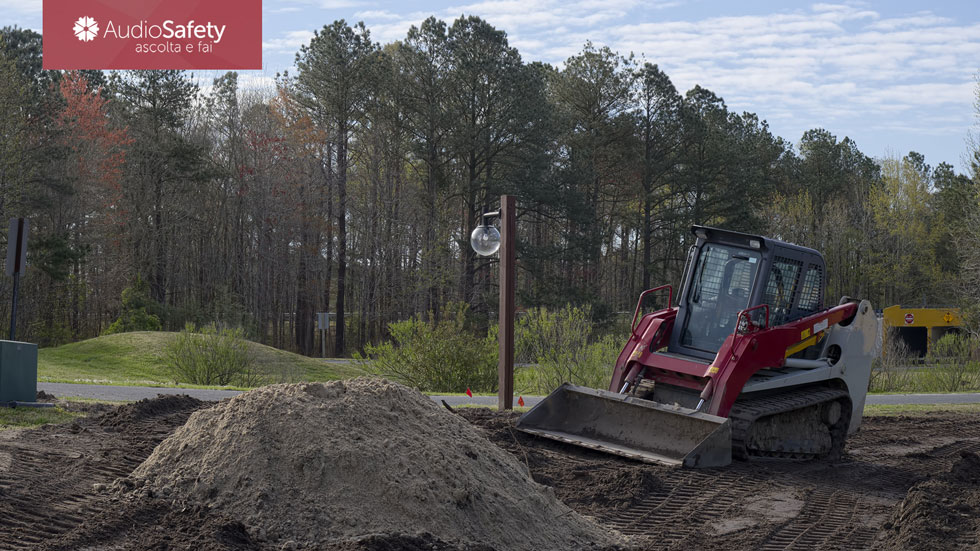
863, 402, 980, 416
0, 406, 83, 429
38, 331, 366, 387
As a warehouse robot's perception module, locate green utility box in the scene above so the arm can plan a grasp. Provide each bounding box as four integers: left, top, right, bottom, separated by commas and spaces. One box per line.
0, 340, 38, 403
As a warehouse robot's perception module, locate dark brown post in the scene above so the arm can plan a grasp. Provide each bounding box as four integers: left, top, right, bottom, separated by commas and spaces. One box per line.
498, 195, 516, 410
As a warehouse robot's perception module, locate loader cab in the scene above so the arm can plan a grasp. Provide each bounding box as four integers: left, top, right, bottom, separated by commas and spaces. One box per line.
667, 226, 827, 362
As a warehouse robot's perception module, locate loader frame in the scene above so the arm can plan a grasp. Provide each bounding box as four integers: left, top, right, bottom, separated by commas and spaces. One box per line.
610, 296, 859, 418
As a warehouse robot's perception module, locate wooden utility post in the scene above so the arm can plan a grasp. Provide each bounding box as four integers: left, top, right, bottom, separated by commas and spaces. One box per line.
498, 195, 515, 411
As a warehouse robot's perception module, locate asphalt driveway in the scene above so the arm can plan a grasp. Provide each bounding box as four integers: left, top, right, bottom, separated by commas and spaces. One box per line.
37, 382, 980, 408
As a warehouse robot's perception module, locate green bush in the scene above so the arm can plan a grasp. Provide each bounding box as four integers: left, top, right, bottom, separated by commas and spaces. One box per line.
921, 333, 980, 392
103, 276, 162, 335
516, 304, 592, 365
355, 303, 497, 393
518, 334, 621, 394
165, 323, 258, 386
515, 305, 622, 394
358, 302, 624, 395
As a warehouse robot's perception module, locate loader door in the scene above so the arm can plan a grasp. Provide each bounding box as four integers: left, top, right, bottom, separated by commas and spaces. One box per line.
676, 243, 761, 355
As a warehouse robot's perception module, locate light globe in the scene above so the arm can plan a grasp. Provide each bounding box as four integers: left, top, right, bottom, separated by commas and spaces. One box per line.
470, 224, 501, 256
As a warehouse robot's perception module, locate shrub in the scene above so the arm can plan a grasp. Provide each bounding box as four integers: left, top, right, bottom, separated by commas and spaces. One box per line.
355, 303, 497, 393
515, 305, 622, 394
519, 333, 621, 394
516, 304, 592, 365
921, 333, 980, 392
869, 328, 916, 393
165, 323, 258, 386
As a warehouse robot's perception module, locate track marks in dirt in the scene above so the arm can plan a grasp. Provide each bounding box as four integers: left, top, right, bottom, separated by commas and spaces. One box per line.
3, 399, 980, 551
759, 487, 882, 551
0, 444, 133, 548
461, 408, 980, 551
0, 396, 204, 550
613, 469, 748, 541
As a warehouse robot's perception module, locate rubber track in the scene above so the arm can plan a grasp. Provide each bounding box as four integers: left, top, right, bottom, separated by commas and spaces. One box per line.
729, 386, 851, 460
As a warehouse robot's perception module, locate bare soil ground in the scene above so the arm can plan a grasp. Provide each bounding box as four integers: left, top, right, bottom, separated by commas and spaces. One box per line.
1, 396, 978, 550
459, 409, 980, 551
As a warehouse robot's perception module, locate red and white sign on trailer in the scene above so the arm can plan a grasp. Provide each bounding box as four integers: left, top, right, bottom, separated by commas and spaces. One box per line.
905, 312, 914, 324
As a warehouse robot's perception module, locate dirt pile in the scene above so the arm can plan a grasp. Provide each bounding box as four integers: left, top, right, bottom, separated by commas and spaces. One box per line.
875, 451, 980, 550
8, 399, 980, 550
100, 394, 203, 428
129, 379, 617, 550
459, 408, 666, 514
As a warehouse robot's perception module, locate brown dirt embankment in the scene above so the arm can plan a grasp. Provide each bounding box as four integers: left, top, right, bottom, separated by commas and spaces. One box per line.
128, 379, 618, 550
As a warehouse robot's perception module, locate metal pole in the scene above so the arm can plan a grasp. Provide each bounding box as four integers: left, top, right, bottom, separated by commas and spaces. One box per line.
8, 217, 24, 342
498, 195, 515, 411
8, 271, 18, 341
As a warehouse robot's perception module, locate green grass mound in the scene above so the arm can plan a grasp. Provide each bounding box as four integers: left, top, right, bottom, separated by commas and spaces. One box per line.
39, 331, 365, 388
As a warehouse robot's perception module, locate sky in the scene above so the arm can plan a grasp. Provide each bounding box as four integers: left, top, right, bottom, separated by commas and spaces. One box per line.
4, 0, 980, 174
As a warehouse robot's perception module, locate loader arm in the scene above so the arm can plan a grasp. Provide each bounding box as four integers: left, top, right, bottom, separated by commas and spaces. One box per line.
700, 301, 858, 417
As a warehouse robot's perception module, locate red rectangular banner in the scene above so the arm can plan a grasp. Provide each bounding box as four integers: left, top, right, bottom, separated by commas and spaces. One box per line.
42, 0, 262, 70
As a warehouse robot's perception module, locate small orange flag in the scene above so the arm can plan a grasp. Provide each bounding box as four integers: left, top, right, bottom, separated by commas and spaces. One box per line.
466, 388, 473, 397
518, 396, 525, 407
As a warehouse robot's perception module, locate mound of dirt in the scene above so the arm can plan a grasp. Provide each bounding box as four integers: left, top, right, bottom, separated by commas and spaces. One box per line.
458, 408, 666, 515
35, 390, 57, 401
875, 451, 980, 550
41, 497, 259, 551
99, 394, 204, 428
129, 379, 617, 550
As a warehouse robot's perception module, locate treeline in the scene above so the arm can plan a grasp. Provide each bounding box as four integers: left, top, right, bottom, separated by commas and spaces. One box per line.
0, 17, 977, 355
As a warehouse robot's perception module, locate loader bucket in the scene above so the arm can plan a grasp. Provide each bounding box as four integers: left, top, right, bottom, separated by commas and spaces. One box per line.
516, 384, 732, 468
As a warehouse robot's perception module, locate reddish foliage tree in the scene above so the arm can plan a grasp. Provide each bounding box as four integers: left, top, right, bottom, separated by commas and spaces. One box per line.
56, 71, 132, 231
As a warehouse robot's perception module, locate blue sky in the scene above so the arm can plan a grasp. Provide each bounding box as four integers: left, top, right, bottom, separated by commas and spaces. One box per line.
6, 1, 980, 174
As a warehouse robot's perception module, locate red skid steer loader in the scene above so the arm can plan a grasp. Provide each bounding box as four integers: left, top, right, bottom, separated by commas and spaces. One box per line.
517, 226, 877, 467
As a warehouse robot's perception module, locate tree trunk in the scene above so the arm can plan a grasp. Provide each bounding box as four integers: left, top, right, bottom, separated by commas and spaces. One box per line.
335, 125, 348, 356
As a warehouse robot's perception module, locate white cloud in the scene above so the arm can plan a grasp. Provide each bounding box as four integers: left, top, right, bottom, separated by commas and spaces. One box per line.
353, 10, 403, 20
270, 0, 363, 11
319, 0, 362, 8
263, 30, 316, 52
865, 13, 953, 31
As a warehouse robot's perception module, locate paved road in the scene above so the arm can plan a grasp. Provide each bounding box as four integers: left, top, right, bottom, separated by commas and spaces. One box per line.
36, 382, 980, 408
38, 382, 244, 402
37, 382, 542, 407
